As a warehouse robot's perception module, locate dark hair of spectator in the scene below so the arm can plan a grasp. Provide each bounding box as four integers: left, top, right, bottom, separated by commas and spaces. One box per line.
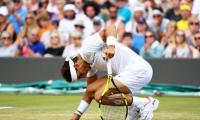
83, 1, 100, 16
13, 0, 21, 3
123, 32, 132, 39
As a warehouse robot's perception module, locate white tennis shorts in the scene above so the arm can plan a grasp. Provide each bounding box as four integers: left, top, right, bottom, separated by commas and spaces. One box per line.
114, 63, 153, 93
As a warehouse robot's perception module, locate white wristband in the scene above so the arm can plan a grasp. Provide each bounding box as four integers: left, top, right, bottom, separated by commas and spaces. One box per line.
106, 36, 117, 46
77, 100, 89, 114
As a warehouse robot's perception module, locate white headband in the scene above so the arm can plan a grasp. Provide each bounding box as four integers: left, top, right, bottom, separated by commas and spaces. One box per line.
65, 57, 78, 82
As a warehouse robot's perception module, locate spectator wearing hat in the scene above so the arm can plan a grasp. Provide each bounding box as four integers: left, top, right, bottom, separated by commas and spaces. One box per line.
106, 5, 125, 41
0, 31, 17, 57
177, 4, 191, 31
62, 32, 83, 58
25, 0, 39, 12
126, 6, 145, 34
147, 9, 170, 40
191, 31, 200, 58
92, 17, 104, 34
165, 0, 182, 21
185, 15, 200, 46
15, 28, 45, 57
140, 30, 164, 58
58, 4, 78, 44
16, 12, 39, 45
115, 0, 132, 24
74, 20, 86, 38
8, 0, 27, 35
0, 6, 14, 39
164, 30, 192, 58
44, 30, 65, 57
132, 17, 149, 54
37, 11, 54, 39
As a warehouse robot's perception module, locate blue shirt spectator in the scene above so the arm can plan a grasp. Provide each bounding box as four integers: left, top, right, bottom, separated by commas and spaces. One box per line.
132, 34, 145, 54
118, 6, 132, 24
9, 0, 27, 34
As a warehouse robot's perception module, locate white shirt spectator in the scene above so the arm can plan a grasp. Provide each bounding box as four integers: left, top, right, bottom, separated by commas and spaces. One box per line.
192, 0, 200, 20
0, 44, 17, 57
62, 44, 80, 58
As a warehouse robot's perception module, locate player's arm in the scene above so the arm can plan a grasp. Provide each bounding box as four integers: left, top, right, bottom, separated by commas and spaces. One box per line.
99, 25, 118, 60
71, 74, 98, 120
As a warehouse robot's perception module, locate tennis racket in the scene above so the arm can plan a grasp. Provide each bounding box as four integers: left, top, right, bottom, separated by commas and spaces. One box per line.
98, 60, 128, 120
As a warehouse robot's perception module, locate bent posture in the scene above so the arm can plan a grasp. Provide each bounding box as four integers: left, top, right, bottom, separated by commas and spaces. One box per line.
61, 25, 159, 120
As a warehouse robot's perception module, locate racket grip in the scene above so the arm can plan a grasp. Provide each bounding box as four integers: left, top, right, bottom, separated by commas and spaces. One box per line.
107, 59, 112, 75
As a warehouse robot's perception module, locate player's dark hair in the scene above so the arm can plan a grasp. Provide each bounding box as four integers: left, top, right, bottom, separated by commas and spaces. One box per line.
61, 61, 72, 82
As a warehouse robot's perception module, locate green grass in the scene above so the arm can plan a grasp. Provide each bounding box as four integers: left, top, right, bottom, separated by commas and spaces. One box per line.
0, 94, 200, 120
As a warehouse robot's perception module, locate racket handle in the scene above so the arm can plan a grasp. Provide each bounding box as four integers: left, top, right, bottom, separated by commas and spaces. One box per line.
107, 59, 112, 75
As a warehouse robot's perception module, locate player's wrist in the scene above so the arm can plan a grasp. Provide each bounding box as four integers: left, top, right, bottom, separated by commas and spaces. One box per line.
106, 36, 117, 46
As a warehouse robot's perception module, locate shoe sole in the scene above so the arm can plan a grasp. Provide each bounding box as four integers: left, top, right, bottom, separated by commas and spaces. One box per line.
152, 99, 159, 111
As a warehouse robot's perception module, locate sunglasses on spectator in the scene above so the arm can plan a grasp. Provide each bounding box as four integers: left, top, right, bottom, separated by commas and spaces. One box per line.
26, 16, 33, 19
153, 15, 161, 18
51, 36, 59, 39
194, 36, 200, 41
75, 25, 85, 29
2, 37, 11, 40
145, 35, 154, 38
110, 10, 117, 13
189, 22, 199, 26
73, 37, 81, 40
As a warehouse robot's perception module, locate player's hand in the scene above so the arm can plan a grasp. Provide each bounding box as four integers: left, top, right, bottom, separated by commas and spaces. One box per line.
103, 45, 115, 61
70, 114, 80, 120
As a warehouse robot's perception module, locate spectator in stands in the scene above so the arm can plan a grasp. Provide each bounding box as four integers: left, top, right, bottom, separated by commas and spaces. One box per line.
141, 0, 158, 19
74, 20, 86, 38
9, 0, 27, 35
147, 9, 170, 40
132, 17, 149, 54
92, 17, 104, 34
161, 21, 177, 48
41, 19, 64, 49
58, 4, 77, 44
74, 0, 85, 18
106, 4, 125, 41
192, 0, 200, 20
62, 32, 83, 58
121, 32, 133, 48
44, 30, 65, 57
0, 6, 14, 39
15, 28, 45, 57
25, 0, 39, 12
115, 0, 132, 24
0, 31, 17, 57
191, 31, 200, 58
83, 1, 103, 36
185, 15, 200, 46
37, 11, 54, 39
126, 6, 145, 34
164, 30, 192, 58
177, 4, 191, 31
140, 30, 164, 58
51, 0, 66, 20
16, 12, 39, 44
165, 0, 182, 21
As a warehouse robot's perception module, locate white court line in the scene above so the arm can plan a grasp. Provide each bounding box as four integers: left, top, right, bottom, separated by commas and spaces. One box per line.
0, 106, 15, 110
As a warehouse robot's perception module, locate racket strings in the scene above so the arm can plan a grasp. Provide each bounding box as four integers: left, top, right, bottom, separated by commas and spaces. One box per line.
101, 105, 126, 120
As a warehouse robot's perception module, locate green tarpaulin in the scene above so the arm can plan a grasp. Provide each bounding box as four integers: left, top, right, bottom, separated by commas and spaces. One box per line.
0, 80, 200, 96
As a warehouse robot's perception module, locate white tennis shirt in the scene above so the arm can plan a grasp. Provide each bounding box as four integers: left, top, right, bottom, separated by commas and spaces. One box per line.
79, 33, 151, 77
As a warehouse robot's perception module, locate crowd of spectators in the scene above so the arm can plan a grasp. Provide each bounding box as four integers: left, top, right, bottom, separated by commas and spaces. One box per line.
0, 0, 199, 58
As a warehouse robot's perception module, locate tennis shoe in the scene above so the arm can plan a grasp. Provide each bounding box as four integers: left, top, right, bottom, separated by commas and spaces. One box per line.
126, 104, 140, 120
138, 97, 159, 120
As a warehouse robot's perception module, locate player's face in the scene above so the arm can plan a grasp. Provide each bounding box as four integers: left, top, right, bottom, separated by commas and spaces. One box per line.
74, 57, 91, 79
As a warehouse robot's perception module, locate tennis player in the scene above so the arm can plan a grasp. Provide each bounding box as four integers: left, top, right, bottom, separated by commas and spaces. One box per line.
61, 25, 159, 120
